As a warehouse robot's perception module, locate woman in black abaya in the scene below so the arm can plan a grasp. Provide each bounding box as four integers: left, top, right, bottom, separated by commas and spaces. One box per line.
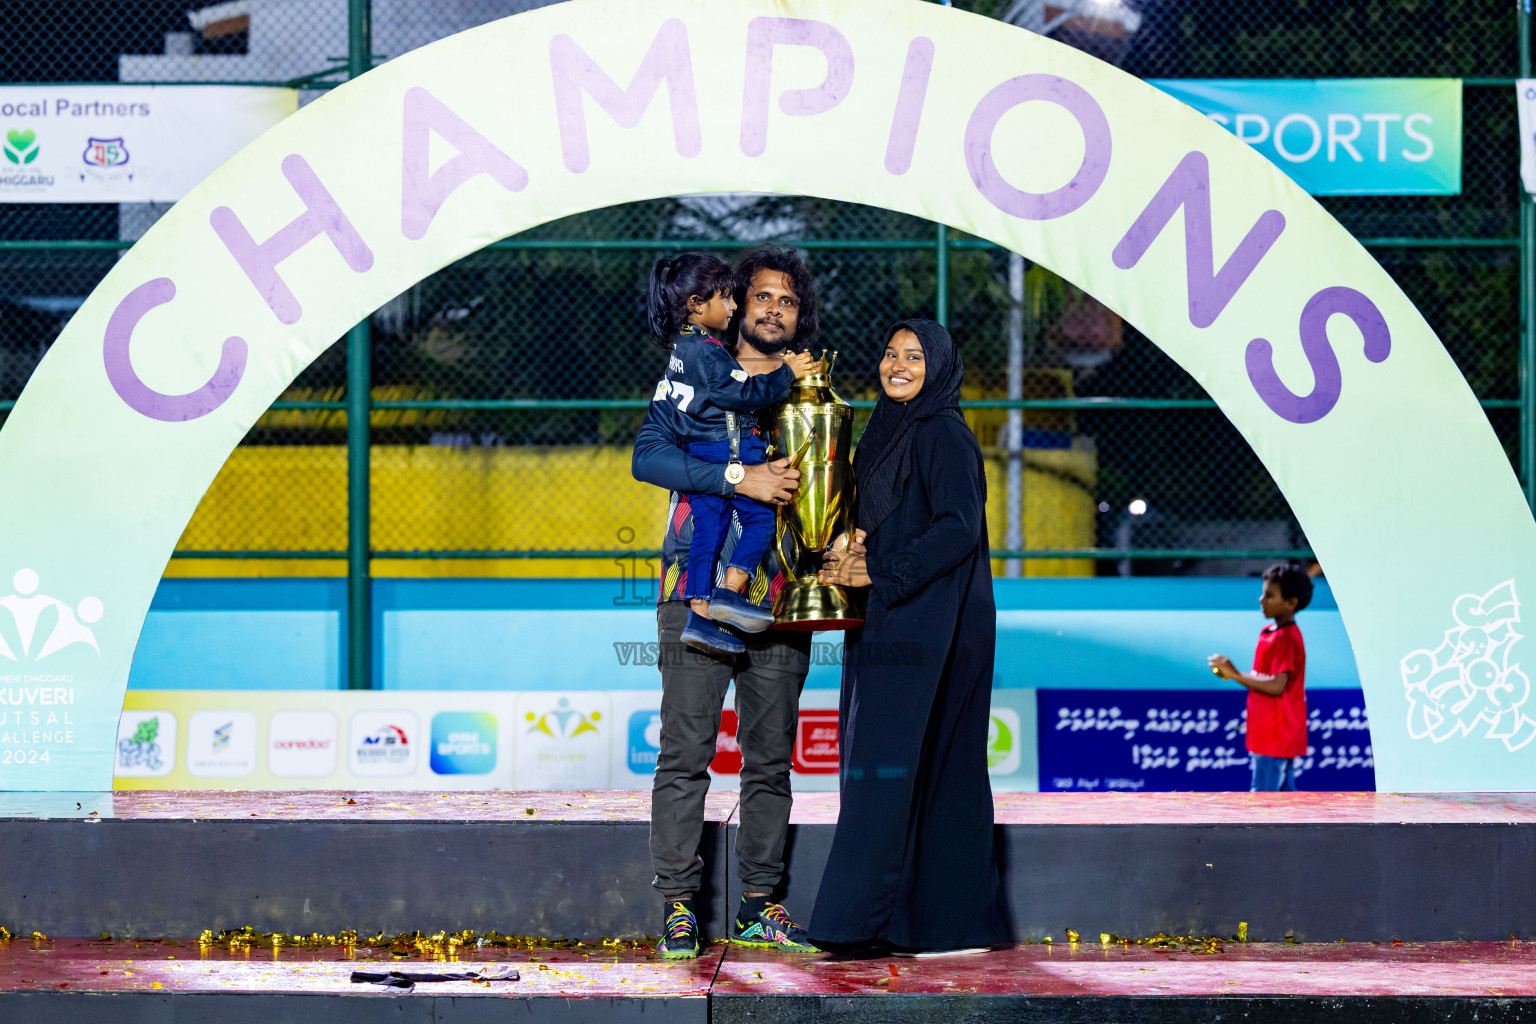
808, 319, 1009, 955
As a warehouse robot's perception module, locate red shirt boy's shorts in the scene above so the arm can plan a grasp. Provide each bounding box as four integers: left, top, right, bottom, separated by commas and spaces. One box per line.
1246, 621, 1307, 758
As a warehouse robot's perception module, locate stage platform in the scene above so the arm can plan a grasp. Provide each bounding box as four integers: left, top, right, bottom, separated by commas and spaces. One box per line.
4, 936, 1536, 1022
6, 790, 1536, 946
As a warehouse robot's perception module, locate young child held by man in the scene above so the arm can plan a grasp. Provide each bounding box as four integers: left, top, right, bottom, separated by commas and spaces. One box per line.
1208, 562, 1313, 792
645, 252, 816, 655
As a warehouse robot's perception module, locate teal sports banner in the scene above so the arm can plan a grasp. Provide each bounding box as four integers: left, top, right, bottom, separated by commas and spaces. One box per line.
1150, 79, 1462, 195
0, 0, 1529, 792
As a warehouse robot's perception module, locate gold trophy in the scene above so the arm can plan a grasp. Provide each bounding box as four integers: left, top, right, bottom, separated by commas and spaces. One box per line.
767, 351, 863, 631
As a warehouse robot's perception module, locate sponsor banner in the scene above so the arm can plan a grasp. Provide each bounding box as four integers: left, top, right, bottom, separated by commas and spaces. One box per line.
516, 692, 611, 789
1517, 80, 1536, 194
268, 710, 338, 777
349, 710, 420, 777
114, 708, 176, 778
186, 709, 256, 778
1038, 688, 1374, 792
115, 688, 1041, 792
0, 86, 296, 202
1149, 79, 1461, 195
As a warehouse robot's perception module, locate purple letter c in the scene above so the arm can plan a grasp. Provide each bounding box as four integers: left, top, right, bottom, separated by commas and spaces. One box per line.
965, 74, 1111, 221
103, 277, 248, 422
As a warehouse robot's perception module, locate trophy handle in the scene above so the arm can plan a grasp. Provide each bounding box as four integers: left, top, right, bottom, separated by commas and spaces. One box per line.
786, 434, 814, 469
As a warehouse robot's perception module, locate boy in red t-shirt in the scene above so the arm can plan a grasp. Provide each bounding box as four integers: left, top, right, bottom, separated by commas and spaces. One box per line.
1208, 563, 1313, 792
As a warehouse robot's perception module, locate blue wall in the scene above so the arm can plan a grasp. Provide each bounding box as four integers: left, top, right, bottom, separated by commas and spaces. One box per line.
129, 577, 1357, 692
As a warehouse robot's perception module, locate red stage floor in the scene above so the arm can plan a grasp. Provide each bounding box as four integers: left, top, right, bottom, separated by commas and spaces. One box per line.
5, 938, 1536, 999
3, 789, 1535, 824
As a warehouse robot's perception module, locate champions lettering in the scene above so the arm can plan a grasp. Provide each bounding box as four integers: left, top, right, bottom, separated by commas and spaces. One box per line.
98, 14, 1391, 429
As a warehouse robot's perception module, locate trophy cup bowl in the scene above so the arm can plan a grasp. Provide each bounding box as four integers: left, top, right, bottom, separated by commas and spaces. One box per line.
767, 352, 864, 631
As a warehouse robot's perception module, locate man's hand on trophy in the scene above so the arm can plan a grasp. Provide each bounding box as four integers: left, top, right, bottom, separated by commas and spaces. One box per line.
783, 350, 820, 379
735, 459, 800, 505
819, 547, 871, 588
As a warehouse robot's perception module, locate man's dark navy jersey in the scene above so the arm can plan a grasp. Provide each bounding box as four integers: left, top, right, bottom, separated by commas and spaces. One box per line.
647, 326, 794, 447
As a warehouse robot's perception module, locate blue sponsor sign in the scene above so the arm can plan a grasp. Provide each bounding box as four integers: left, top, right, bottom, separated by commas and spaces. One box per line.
1149, 79, 1461, 196
1039, 689, 1374, 792
429, 711, 497, 775
627, 710, 661, 774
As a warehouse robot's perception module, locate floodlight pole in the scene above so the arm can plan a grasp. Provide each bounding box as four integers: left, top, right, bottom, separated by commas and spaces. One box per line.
346, 0, 374, 690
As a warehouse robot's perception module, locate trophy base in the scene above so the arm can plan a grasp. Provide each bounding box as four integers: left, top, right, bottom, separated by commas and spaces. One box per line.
770, 578, 864, 632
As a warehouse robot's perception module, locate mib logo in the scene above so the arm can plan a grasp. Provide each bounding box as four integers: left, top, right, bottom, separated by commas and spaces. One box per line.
0, 569, 103, 663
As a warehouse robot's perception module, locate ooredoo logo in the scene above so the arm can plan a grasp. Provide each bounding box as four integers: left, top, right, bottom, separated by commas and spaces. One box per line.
349, 710, 418, 777
268, 710, 338, 778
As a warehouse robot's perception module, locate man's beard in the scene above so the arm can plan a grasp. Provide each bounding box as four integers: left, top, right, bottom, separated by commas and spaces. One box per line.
738, 317, 794, 354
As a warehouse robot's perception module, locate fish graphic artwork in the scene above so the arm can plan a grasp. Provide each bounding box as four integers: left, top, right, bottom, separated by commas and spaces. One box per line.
1401, 580, 1536, 751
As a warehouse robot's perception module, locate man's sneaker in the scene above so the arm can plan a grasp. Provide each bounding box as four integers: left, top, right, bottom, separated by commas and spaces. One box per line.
658, 899, 700, 959
681, 611, 745, 655
730, 901, 818, 952
709, 588, 774, 633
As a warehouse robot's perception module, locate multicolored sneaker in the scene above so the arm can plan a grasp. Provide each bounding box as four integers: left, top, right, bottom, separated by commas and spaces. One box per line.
658, 899, 700, 959
730, 901, 819, 952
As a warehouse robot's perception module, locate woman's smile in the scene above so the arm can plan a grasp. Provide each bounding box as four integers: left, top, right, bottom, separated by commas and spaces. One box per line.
880, 328, 926, 402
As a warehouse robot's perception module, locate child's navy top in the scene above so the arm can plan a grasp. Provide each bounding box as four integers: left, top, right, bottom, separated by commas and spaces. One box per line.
648, 325, 794, 446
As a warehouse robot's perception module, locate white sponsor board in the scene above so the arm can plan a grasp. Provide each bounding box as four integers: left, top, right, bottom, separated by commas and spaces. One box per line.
117, 690, 1039, 792
186, 709, 257, 777
267, 710, 338, 778
114, 709, 176, 778
348, 710, 420, 778
0, 86, 295, 202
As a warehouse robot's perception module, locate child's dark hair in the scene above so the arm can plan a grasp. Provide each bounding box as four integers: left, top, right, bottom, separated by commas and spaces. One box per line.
647, 252, 734, 345
1263, 561, 1314, 612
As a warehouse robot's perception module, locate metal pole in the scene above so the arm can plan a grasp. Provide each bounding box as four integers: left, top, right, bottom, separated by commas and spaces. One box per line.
346, 0, 373, 690
1006, 253, 1024, 578
1521, 0, 1536, 511
935, 223, 949, 327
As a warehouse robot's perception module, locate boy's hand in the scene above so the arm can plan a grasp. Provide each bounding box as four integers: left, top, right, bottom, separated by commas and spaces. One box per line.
783, 350, 820, 379
1207, 654, 1237, 680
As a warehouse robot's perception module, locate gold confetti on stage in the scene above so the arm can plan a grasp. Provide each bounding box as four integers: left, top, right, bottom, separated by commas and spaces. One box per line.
193, 926, 653, 957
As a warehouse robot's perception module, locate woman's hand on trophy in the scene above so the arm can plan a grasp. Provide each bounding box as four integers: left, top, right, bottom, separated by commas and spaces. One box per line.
827, 529, 868, 556
734, 459, 800, 505
820, 547, 871, 587
784, 350, 820, 379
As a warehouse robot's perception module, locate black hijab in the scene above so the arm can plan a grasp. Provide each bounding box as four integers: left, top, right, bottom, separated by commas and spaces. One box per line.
852, 319, 968, 537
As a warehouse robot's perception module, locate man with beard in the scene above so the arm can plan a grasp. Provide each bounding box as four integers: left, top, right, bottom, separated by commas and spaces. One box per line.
631, 245, 820, 958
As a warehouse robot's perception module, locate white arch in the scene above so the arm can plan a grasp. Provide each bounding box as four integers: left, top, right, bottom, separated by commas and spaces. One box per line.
0, 0, 1531, 791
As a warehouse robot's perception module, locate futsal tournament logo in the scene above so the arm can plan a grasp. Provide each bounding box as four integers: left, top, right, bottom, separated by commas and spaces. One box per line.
0, 568, 103, 663
1401, 580, 1536, 751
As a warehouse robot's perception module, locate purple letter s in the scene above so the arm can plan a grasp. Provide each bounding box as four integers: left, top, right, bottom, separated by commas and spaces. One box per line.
1246, 286, 1391, 424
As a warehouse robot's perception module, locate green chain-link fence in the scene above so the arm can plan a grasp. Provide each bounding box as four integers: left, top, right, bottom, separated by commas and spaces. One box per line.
0, 1, 1530, 613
